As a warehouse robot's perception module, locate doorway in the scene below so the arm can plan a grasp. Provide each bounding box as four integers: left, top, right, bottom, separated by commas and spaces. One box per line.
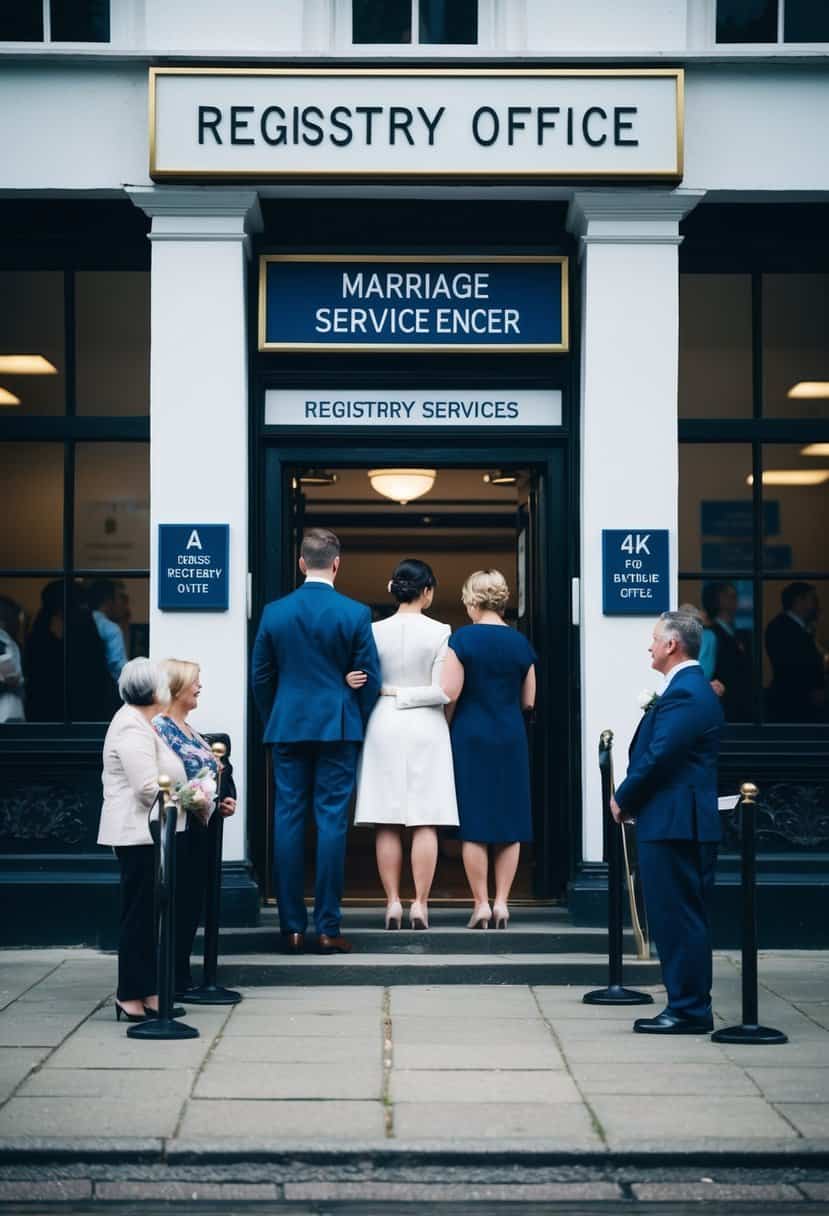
254, 443, 572, 904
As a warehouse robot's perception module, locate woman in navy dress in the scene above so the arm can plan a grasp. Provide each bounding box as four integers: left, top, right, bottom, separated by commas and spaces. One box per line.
442, 570, 537, 930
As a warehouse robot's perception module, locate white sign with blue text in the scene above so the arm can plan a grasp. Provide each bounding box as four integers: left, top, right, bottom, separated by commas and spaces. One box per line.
158, 525, 229, 612
602, 530, 670, 616
266, 389, 562, 428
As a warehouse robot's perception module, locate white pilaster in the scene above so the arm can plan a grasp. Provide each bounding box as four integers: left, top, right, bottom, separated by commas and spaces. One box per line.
566, 189, 703, 864
128, 186, 262, 863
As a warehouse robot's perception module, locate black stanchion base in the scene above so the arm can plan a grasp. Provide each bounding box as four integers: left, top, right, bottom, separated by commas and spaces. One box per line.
711, 1023, 789, 1045
126, 1018, 200, 1041
180, 984, 242, 1006
583, 985, 655, 1006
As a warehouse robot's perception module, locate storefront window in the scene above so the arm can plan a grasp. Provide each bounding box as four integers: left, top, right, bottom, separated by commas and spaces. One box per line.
0, 444, 64, 570
679, 445, 753, 572
353, 0, 477, 44
763, 274, 829, 419
74, 443, 150, 571
353, 0, 411, 42
716, 0, 777, 43
0, 272, 65, 417
679, 275, 752, 419
75, 273, 150, 416
420, 0, 477, 43
50, 0, 109, 42
784, 1, 829, 41
763, 579, 829, 723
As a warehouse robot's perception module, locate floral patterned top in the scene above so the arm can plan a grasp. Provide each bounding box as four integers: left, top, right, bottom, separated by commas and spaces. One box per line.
152, 714, 218, 783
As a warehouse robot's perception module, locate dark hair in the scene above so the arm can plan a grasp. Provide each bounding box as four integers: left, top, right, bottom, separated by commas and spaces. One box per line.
86, 578, 117, 610
301, 527, 341, 571
782, 581, 815, 611
702, 581, 732, 619
390, 558, 436, 604
0, 596, 21, 637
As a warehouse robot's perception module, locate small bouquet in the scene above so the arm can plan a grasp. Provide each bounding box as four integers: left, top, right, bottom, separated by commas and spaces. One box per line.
637, 689, 658, 714
175, 767, 217, 827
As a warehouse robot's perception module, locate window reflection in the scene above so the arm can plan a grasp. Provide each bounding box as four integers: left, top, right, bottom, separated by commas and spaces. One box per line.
760, 444, 829, 574
680, 578, 755, 722
353, 0, 411, 42
763, 274, 829, 419
679, 444, 753, 572
716, 0, 777, 43
0, 272, 65, 416
0, 443, 64, 569
679, 275, 753, 419
76, 272, 149, 416
763, 580, 828, 723
74, 443, 150, 570
420, 0, 477, 44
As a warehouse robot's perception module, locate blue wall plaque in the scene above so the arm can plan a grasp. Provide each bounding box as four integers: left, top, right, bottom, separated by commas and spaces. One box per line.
259, 255, 568, 352
602, 530, 670, 616
158, 525, 229, 611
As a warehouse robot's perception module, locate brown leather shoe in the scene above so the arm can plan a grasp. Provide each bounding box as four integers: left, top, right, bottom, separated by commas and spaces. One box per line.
286, 932, 304, 954
318, 933, 353, 954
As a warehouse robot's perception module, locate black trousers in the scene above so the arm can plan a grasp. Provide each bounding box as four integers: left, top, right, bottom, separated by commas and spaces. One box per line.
175, 823, 208, 993
114, 844, 156, 1002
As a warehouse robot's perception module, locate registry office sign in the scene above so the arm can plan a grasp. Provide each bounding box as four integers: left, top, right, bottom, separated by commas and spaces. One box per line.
158, 524, 229, 611
266, 389, 562, 428
259, 256, 567, 353
602, 529, 670, 615
149, 68, 684, 181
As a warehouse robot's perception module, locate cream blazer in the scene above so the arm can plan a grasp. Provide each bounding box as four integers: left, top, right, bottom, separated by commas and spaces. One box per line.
97, 705, 187, 847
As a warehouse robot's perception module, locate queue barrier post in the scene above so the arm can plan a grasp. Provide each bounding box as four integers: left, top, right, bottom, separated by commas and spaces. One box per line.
711, 782, 788, 1046
180, 740, 242, 1007
583, 730, 654, 1007
127, 775, 199, 1041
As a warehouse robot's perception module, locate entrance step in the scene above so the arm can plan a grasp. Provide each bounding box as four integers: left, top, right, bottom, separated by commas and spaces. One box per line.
202, 906, 660, 986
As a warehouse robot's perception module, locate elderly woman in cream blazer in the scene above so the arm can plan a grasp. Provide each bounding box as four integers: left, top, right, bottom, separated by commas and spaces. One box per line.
97, 658, 186, 1023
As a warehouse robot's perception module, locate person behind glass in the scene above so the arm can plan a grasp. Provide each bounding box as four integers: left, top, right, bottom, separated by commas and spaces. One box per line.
97, 658, 187, 1022
347, 559, 459, 930
765, 582, 827, 723
701, 582, 752, 721
153, 659, 237, 998
26, 580, 118, 723
87, 578, 129, 681
441, 570, 537, 930
0, 595, 25, 724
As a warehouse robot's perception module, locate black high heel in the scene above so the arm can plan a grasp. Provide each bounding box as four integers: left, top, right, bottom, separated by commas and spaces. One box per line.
115, 1001, 147, 1024
144, 1004, 187, 1019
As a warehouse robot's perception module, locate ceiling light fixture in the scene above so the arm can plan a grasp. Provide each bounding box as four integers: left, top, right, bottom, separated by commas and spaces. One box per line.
747, 470, 829, 487
801, 444, 829, 457
368, 469, 436, 505
483, 470, 518, 486
298, 470, 338, 486
0, 388, 21, 406
787, 382, 829, 399
0, 355, 58, 375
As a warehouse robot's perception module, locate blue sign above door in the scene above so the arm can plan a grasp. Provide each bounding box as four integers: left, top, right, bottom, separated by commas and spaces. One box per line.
602, 529, 670, 616
158, 524, 229, 611
258, 255, 568, 353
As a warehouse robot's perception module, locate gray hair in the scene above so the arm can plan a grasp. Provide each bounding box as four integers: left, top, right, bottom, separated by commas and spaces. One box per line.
658, 611, 702, 660
117, 657, 168, 707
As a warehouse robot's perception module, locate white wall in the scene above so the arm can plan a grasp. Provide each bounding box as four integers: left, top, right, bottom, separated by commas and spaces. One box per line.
526, 0, 688, 51
144, 0, 304, 51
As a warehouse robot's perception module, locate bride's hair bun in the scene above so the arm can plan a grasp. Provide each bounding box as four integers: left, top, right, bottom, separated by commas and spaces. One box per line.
390, 558, 437, 604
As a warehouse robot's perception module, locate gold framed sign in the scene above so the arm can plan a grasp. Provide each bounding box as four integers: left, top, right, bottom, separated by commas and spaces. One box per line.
258, 254, 569, 354
150, 67, 684, 182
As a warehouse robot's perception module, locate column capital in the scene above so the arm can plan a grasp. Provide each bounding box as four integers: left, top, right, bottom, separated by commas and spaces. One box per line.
566, 189, 706, 254
126, 186, 263, 252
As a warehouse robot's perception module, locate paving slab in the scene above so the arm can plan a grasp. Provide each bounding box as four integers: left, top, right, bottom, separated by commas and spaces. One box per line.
45, 1028, 216, 1071
0, 1014, 90, 1048
95, 1181, 280, 1200
209, 1034, 380, 1065
392, 1042, 566, 1071
284, 1181, 623, 1200
0, 1047, 49, 1101
392, 1100, 602, 1144
235, 987, 383, 1010
593, 1094, 801, 1142
390, 1069, 581, 1104
569, 1061, 758, 1096
194, 1060, 382, 1101
178, 1098, 386, 1140
800, 1182, 829, 1200
631, 1182, 803, 1201
18, 1067, 195, 1100
718, 1041, 829, 1067
0, 1180, 93, 1201
0, 965, 60, 1010
774, 1103, 829, 1138
392, 1016, 551, 1045
0, 1095, 184, 1138
390, 986, 540, 1017
221, 1012, 380, 1039
745, 1067, 829, 1102
558, 1036, 721, 1063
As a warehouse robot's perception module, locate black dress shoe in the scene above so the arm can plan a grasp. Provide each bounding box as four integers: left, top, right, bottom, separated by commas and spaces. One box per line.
634, 1011, 714, 1035
286, 932, 305, 954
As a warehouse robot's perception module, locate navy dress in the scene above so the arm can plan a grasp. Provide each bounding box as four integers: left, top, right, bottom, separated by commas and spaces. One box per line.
448, 624, 537, 843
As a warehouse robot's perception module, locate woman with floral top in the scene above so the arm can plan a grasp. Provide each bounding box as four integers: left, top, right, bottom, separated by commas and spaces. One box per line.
154, 659, 236, 997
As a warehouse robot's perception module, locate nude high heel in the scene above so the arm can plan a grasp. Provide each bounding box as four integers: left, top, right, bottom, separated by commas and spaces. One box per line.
467, 903, 491, 930
409, 901, 429, 930
493, 903, 509, 930
384, 900, 403, 930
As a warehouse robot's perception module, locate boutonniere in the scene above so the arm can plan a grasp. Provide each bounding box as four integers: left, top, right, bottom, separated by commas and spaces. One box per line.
637, 689, 658, 714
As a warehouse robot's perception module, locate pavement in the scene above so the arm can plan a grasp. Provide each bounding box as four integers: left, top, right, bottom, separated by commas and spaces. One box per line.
0, 948, 828, 1206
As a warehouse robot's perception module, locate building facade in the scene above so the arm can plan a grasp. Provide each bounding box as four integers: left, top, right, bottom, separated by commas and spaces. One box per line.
1, 0, 827, 945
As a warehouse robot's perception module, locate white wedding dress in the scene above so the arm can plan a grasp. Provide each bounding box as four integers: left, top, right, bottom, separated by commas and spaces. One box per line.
354, 612, 459, 827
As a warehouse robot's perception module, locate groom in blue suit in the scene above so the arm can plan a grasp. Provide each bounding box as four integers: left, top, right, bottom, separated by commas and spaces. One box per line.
612, 611, 724, 1034
252, 528, 380, 953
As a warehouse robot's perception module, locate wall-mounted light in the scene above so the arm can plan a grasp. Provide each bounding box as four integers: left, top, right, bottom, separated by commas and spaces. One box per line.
788, 382, 829, 399
368, 469, 436, 505
0, 355, 58, 375
483, 470, 518, 486
747, 471, 829, 487
801, 444, 829, 457
0, 388, 21, 406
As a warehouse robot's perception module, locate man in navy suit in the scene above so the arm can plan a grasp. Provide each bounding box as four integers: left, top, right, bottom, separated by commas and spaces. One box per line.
612, 611, 724, 1034
251, 528, 380, 953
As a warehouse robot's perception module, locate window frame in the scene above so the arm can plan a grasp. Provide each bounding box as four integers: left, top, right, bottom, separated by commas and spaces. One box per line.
0, 252, 149, 739
0, 0, 114, 46
340, 0, 491, 52
715, 0, 829, 46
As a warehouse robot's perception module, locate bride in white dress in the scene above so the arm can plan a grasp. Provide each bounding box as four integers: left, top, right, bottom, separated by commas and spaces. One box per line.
347, 559, 459, 930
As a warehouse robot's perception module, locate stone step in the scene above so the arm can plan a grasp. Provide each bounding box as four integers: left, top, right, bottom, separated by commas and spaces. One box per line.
209, 951, 661, 988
